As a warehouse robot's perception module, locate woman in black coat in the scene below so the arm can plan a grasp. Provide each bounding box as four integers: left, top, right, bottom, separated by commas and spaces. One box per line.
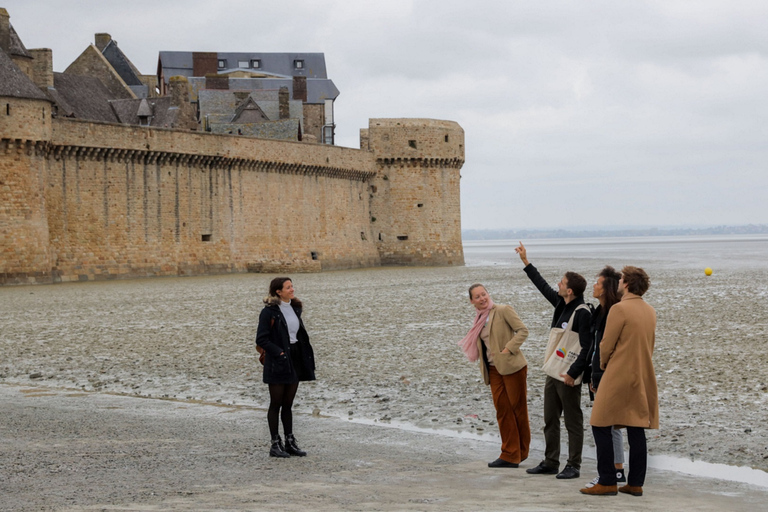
255, 277, 316, 458
584, 265, 625, 488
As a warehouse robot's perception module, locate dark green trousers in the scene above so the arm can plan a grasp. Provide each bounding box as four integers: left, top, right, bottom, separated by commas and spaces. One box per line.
542, 375, 583, 470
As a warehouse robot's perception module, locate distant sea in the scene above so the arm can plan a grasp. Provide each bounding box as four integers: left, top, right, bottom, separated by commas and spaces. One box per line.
463, 234, 768, 270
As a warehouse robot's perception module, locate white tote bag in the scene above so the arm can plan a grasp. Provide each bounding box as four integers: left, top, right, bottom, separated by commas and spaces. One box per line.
541, 304, 590, 385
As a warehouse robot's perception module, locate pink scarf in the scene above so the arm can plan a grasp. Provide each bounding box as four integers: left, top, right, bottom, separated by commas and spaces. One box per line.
458, 300, 494, 362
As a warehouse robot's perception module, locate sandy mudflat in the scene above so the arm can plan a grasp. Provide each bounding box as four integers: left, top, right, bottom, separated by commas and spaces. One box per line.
1, 255, 767, 508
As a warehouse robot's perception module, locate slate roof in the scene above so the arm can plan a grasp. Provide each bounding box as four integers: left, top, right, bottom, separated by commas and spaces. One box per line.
8, 24, 31, 58
0, 46, 48, 100
110, 96, 181, 128
102, 40, 143, 86
49, 73, 120, 122
197, 89, 302, 126
159, 51, 329, 80
187, 76, 339, 104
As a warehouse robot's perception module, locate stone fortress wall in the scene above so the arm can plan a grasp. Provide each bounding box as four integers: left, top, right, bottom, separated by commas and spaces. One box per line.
1, 104, 465, 284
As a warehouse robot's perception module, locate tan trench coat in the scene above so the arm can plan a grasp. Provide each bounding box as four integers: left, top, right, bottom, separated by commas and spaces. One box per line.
477, 304, 529, 385
590, 295, 659, 429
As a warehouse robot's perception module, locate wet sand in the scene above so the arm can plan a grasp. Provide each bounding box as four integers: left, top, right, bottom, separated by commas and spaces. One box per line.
1, 249, 767, 509
2, 384, 767, 511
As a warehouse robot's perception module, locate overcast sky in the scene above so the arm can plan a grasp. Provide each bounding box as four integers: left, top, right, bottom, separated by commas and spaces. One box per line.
5, 1, 767, 230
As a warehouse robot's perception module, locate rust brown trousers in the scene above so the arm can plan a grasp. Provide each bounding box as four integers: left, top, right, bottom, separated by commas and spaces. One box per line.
489, 364, 530, 464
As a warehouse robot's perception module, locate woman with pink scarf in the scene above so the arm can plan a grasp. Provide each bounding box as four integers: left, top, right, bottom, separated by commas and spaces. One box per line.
459, 283, 531, 468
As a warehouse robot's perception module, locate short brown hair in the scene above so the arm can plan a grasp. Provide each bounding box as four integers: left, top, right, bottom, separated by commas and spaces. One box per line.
564, 271, 587, 298
621, 266, 650, 296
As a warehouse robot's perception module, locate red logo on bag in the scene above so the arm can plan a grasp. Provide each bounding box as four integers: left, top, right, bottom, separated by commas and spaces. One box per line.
556, 348, 567, 358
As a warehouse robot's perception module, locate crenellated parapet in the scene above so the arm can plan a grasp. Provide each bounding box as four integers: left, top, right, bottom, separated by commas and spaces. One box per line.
44, 142, 376, 181
376, 157, 464, 169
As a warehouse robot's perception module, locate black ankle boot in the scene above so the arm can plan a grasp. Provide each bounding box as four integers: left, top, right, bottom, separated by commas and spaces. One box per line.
284, 434, 307, 457
269, 436, 290, 458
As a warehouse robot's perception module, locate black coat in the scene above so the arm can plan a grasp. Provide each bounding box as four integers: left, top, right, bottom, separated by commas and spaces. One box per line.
584, 304, 608, 398
523, 263, 592, 380
255, 300, 316, 384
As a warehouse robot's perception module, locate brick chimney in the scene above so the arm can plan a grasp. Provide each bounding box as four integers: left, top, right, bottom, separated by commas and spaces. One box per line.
0, 8, 11, 54
292, 76, 307, 102
28, 48, 54, 90
95, 33, 112, 52
279, 86, 290, 119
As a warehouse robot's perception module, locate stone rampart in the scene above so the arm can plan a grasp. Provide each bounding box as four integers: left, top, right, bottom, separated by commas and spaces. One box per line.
1, 115, 464, 285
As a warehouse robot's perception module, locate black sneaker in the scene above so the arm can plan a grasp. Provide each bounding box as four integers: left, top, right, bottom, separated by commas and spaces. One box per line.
616, 469, 626, 483
556, 465, 580, 479
526, 462, 558, 475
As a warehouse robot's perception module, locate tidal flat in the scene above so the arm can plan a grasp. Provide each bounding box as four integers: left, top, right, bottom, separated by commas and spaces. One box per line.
2, 237, 767, 472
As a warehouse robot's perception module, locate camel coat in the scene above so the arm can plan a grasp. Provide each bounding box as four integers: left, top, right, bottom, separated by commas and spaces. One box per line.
477, 304, 529, 385
590, 295, 659, 429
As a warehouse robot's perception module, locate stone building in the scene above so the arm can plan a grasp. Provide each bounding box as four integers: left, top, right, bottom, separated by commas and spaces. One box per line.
158, 51, 338, 143
1, 8, 464, 285
67, 33, 158, 99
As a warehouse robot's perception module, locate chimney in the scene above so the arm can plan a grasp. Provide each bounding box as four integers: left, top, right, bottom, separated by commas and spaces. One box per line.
292, 76, 307, 102
95, 33, 112, 52
279, 86, 290, 119
28, 48, 54, 90
169, 76, 190, 108
0, 8, 11, 54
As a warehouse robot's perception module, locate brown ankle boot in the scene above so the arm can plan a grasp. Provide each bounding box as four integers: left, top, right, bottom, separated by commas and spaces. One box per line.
618, 484, 643, 496
580, 483, 618, 495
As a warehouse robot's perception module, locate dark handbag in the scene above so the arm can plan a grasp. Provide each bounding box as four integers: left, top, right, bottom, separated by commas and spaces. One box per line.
256, 346, 266, 365
256, 317, 275, 365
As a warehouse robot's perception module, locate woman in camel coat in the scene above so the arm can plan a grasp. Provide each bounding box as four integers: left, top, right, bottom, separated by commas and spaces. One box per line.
458, 284, 530, 468
582, 266, 658, 498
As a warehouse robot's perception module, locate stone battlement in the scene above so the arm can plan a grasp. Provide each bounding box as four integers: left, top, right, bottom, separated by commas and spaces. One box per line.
1, 115, 464, 285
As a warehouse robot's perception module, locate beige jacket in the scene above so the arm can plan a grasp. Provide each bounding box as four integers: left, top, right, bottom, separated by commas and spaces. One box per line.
477, 304, 529, 385
590, 295, 659, 429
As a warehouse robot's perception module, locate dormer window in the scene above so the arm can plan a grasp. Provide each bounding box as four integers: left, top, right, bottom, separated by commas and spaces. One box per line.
217, 59, 227, 69
238, 60, 249, 68
251, 59, 261, 68
294, 59, 304, 70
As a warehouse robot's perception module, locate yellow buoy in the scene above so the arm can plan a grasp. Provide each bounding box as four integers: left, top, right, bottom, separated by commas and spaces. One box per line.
704, 267, 713, 276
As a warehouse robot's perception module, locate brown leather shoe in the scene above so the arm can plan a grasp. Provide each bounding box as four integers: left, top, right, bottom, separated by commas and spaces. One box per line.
619, 484, 643, 496
580, 483, 618, 496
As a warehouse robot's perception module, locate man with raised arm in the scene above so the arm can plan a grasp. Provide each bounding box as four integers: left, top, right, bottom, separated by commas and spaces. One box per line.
514, 242, 592, 480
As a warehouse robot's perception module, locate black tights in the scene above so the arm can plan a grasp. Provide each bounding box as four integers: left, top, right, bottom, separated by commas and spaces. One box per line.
267, 382, 299, 438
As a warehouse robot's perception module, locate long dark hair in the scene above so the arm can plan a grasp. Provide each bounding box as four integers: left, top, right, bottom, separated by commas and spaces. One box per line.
599, 266, 621, 315
265, 277, 303, 308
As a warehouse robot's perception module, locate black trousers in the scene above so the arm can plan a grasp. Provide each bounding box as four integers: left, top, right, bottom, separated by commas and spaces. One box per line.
593, 425, 647, 486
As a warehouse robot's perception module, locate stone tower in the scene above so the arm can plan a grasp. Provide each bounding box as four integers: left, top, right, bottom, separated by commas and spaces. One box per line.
0, 16, 54, 284
364, 118, 465, 266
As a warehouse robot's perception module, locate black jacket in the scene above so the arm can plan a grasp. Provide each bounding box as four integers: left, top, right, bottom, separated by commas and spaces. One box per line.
255, 299, 316, 384
584, 304, 607, 397
523, 263, 592, 380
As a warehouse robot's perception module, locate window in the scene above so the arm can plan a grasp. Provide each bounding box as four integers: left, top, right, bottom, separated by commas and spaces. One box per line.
251, 59, 261, 68
217, 59, 227, 69
397, 235, 409, 241
202, 234, 212, 242
238, 60, 249, 68
408, 140, 417, 149
294, 59, 304, 70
